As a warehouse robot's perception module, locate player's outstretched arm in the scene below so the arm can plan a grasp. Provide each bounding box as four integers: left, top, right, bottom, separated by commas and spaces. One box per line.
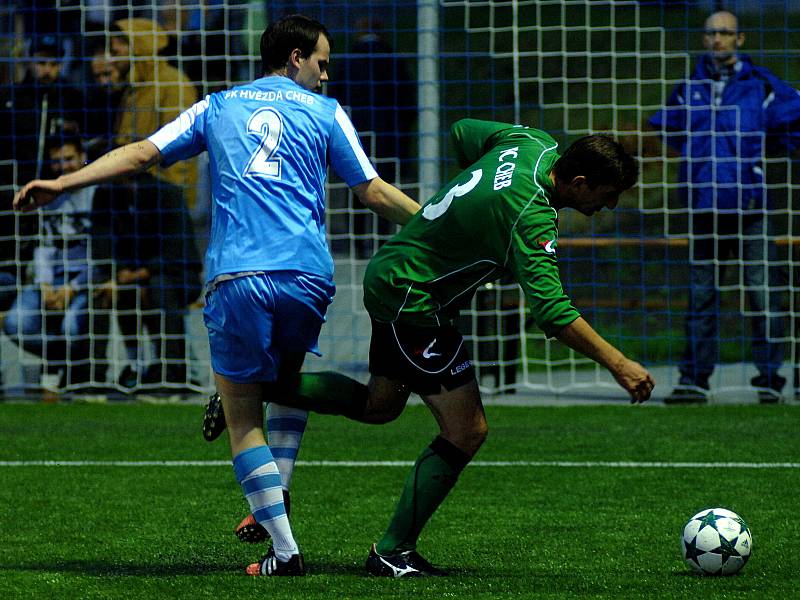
556, 316, 655, 403
14, 140, 161, 212
352, 177, 420, 225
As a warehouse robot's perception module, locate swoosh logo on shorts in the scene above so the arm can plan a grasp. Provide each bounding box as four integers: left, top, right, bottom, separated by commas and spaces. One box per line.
422, 339, 441, 359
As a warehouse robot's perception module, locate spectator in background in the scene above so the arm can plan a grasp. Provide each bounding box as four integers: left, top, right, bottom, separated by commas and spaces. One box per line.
16, 0, 81, 77
649, 10, 800, 404
111, 18, 200, 209
1, 197, 37, 313
0, 195, 13, 395
328, 18, 417, 257
0, 34, 84, 186
1, 192, 37, 396
94, 173, 202, 391
81, 25, 127, 160
3, 135, 112, 390
0, 32, 86, 390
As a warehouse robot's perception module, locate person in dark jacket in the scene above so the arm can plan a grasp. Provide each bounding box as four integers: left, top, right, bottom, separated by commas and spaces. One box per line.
0, 34, 84, 187
94, 173, 203, 390
649, 10, 800, 404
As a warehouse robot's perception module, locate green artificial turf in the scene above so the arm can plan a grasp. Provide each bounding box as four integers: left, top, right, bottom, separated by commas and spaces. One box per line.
0, 402, 797, 599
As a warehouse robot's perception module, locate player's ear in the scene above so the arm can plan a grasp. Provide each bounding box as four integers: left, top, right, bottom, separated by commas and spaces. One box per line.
288, 48, 304, 69
736, 32, 745, 48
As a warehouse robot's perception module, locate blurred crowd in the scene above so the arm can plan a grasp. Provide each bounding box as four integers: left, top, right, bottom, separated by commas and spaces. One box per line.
0, 3, 523, 402
0, 5, 418, 398
0, 3, 254, 395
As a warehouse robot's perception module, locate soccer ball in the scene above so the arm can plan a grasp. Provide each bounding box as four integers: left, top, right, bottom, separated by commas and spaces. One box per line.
681, 508, 752, 576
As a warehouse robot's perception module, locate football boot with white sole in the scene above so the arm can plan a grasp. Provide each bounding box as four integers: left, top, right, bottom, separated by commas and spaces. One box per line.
365, 543, 446, 577
246, 545, 305, 576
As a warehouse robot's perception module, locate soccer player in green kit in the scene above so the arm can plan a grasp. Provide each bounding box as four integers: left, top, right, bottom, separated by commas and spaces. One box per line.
205, 118, 655, 576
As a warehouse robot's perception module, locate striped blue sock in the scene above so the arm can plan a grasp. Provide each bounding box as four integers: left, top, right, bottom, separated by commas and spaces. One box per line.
266, 404, 309, 490
233, 445, 298, 560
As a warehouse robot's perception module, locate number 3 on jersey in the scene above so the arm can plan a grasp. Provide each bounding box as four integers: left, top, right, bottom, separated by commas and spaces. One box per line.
422, 169, 483, 220
244, 107, 284, 179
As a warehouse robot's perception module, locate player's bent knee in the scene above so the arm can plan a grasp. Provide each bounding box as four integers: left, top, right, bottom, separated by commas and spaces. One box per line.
362, 378, 410, 424
444, 424, 487, 457
475, 420, 489, 446
470, 423, 489, 454
455, 418, 488, 456
361, 401, 404, 424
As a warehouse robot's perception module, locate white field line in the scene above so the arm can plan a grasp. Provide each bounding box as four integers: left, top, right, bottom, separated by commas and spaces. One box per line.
0, 460, 798, 468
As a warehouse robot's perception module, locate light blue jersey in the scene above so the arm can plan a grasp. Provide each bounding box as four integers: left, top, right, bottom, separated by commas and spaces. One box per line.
148, 75, 378, 284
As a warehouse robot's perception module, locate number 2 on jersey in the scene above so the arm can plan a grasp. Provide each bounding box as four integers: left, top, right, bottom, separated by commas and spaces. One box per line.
244, 107, 284, 179
422, 169, 483, 220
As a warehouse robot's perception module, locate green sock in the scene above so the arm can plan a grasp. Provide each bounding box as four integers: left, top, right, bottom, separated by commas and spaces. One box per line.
267, 372, 368, 420
376, 436, 471, 555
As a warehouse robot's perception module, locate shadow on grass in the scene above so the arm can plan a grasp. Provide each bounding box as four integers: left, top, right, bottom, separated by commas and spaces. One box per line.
0, 559, 235, 577
0, 559, 460, 578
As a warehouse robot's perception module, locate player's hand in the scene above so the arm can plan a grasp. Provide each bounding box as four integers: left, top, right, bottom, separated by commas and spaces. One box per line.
13, 179, 64, 212
611, 358, 655, 404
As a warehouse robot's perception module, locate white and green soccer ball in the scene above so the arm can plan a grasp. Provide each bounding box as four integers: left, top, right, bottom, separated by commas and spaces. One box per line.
681, 508, 752, 576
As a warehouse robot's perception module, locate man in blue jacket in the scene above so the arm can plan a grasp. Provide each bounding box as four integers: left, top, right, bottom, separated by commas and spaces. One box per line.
650, 10, 800, 404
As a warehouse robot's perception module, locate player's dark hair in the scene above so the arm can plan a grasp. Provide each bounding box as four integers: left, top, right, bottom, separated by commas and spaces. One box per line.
260, 14, 332, 75
553, 135, 638, 191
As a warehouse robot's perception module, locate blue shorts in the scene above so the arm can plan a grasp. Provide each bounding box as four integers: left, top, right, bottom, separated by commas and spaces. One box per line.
203, 272, 335, 383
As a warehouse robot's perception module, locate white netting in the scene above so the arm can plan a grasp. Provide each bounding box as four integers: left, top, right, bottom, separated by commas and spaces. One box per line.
0, 1, 798, 401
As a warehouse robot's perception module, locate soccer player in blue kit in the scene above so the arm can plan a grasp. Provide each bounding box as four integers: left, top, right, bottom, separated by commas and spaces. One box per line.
14, 15, 420, 576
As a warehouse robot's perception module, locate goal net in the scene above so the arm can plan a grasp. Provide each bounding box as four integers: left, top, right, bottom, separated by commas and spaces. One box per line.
0, 1, 797, 401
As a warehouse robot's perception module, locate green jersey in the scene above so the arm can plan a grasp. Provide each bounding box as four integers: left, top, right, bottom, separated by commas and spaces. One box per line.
363, 118, 580, 337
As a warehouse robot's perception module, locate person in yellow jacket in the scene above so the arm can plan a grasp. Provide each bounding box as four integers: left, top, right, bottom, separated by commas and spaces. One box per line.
113, 18, 199, 208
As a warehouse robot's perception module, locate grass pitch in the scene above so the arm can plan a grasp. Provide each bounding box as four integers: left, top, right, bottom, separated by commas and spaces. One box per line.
0, 401, 798, 599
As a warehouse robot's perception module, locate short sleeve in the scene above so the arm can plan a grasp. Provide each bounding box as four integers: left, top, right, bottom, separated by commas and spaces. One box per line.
328, 103, 378, 187
148, 96, 211, 167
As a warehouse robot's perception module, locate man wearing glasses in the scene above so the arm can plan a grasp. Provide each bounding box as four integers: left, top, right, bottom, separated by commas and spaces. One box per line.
650, 11, 800, 404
